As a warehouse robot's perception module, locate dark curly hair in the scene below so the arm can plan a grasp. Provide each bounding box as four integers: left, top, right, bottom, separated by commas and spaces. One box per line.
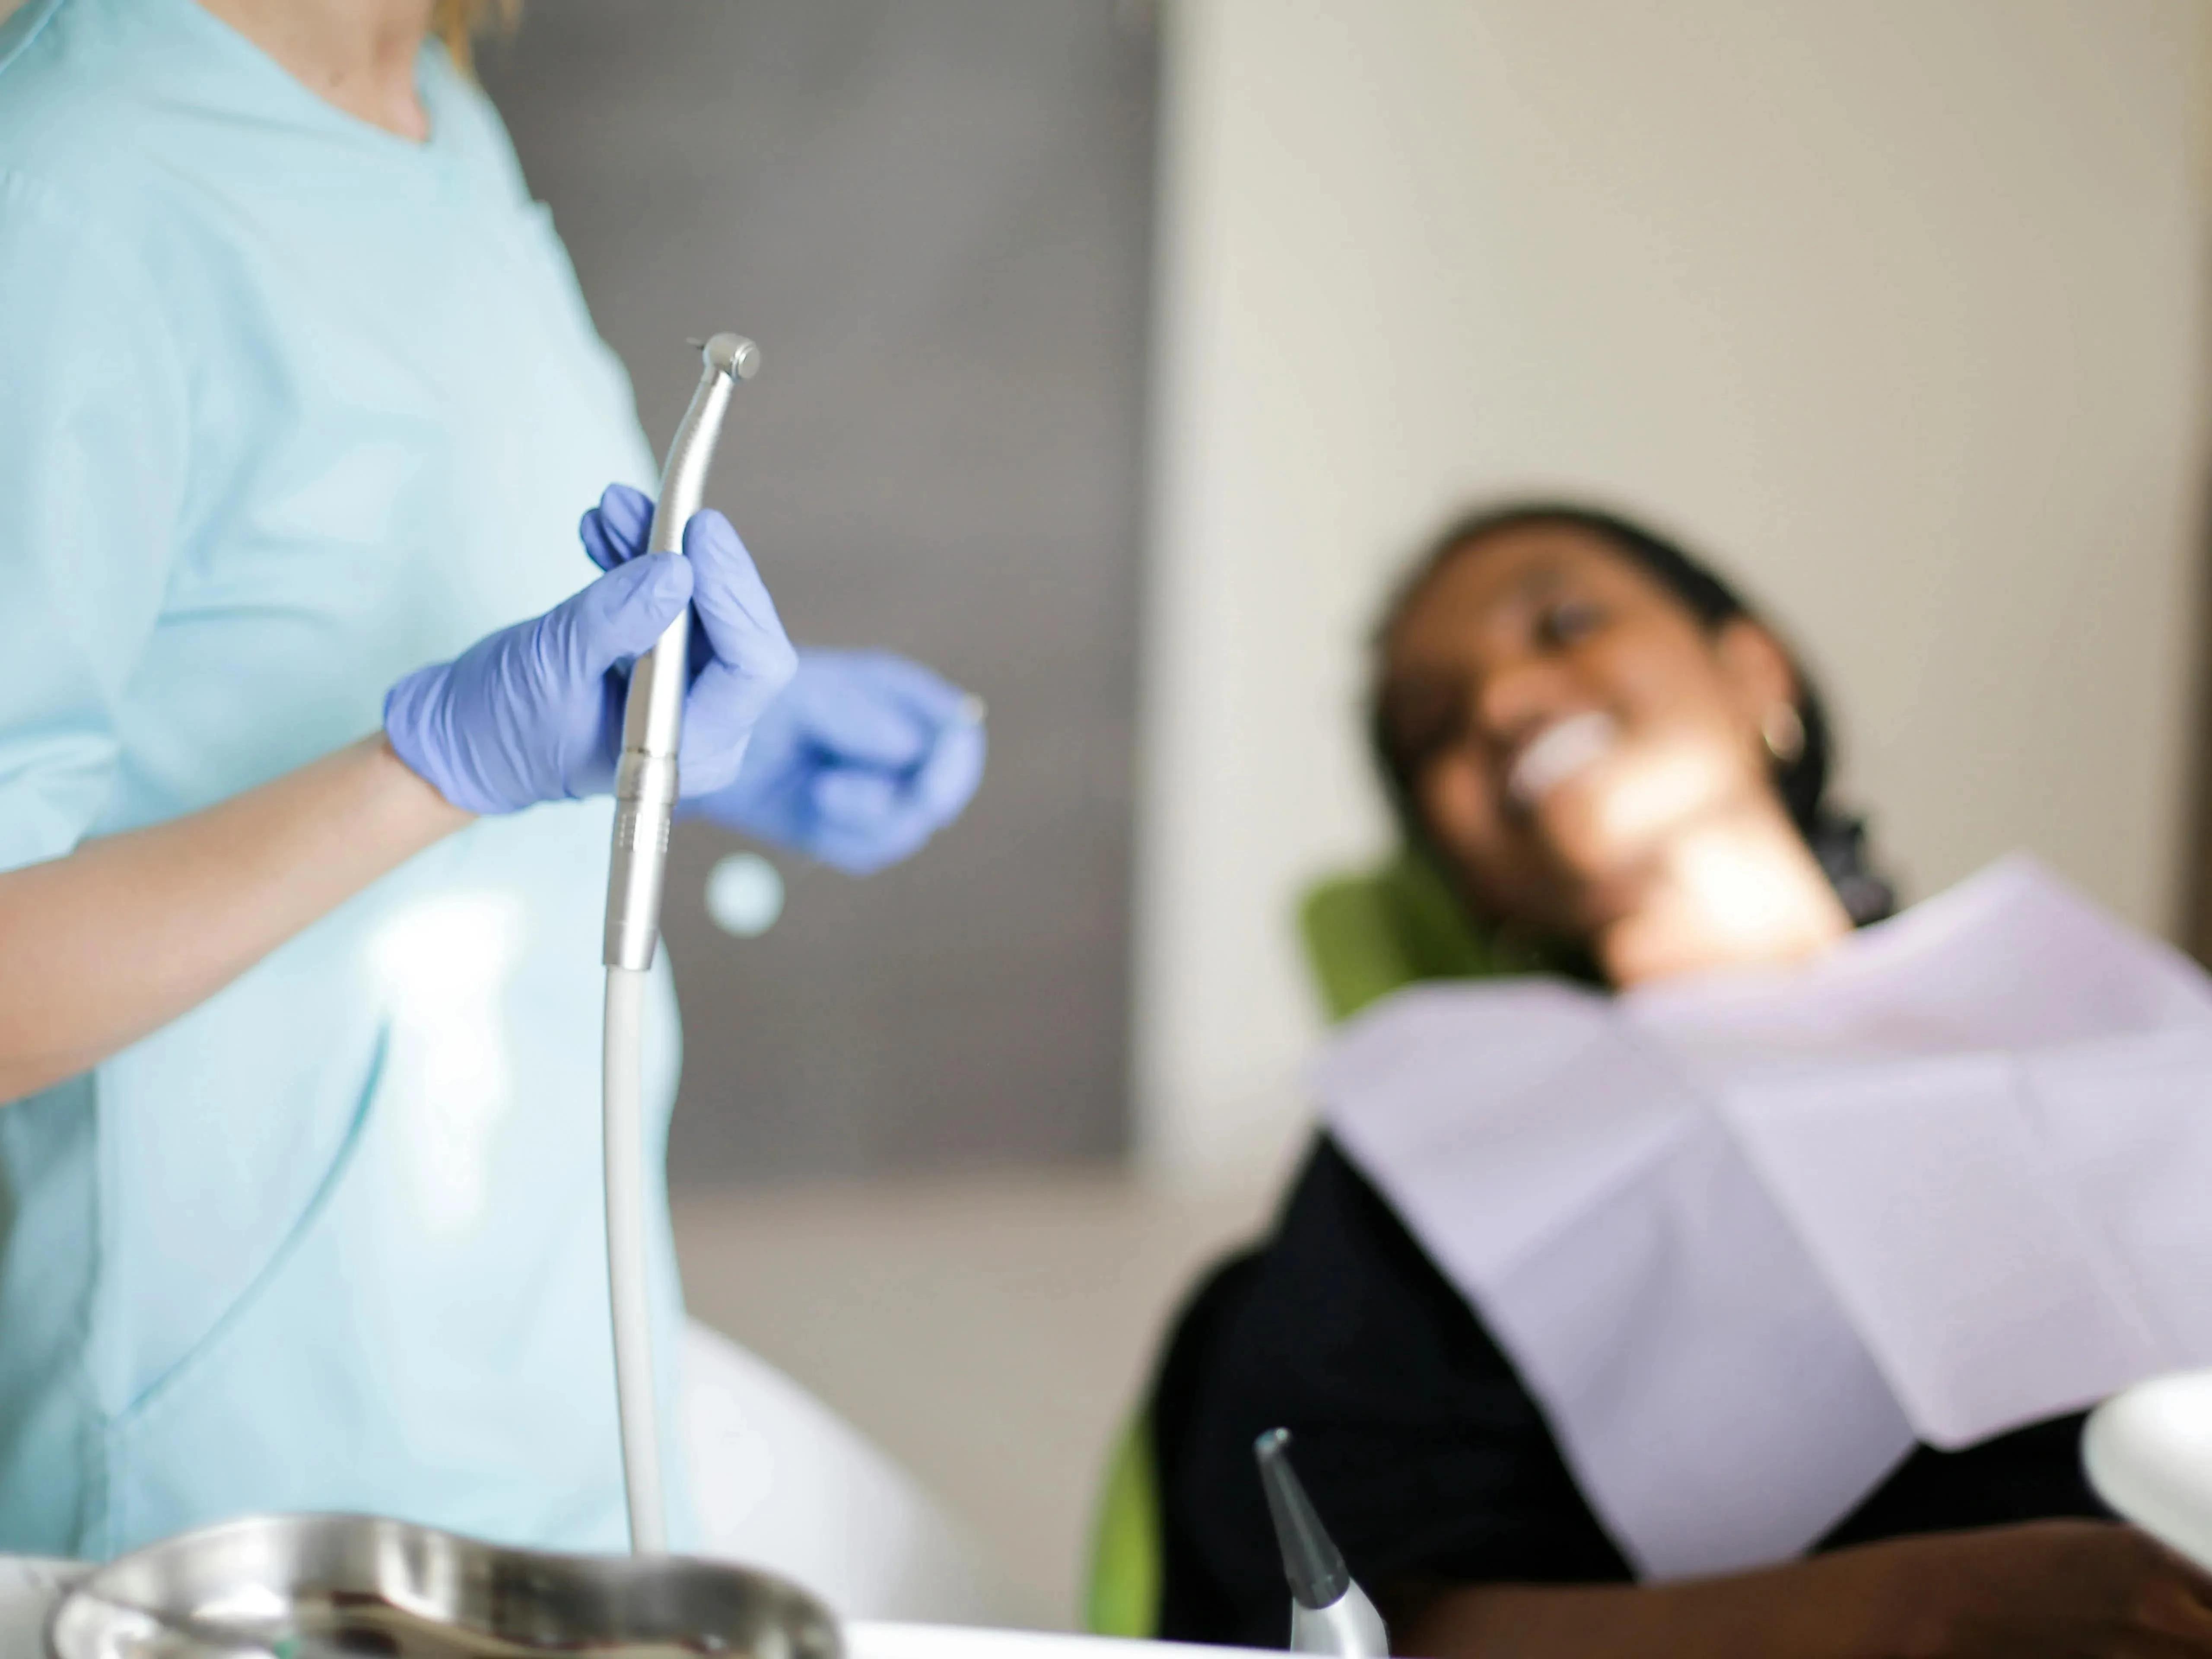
1371, 502, 1894, 926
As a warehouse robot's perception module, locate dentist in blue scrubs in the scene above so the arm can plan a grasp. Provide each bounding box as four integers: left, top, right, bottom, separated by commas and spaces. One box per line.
0, 0, 985, 1558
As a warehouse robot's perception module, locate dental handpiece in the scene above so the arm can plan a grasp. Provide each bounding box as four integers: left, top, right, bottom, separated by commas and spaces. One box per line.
604, 331, 763, 973
602, 333, 757, 1557
1256, 1429, 1390, 1659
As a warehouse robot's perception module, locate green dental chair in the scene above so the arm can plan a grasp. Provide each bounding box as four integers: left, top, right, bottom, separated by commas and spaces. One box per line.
1081, 851, 1563, 1636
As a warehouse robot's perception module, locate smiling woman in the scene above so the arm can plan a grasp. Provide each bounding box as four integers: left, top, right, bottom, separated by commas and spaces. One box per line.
1125, 503, 2212, 1659
1369, 503, 1891, 985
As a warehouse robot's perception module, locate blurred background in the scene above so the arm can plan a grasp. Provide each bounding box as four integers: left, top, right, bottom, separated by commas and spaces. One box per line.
484, 0, 2209, 1625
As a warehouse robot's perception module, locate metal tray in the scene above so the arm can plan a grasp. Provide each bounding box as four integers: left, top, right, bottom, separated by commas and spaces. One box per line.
45, 1514, 842, 1659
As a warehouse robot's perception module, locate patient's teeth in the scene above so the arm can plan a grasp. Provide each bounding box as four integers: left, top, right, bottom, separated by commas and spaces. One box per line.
1509, 711, 1618, 808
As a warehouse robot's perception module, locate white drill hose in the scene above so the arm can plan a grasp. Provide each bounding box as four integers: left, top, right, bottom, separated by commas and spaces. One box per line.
603, 963, 666, 1554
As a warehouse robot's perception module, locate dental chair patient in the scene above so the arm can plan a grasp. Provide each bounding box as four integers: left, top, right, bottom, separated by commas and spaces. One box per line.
1092, 504, 2212, 1657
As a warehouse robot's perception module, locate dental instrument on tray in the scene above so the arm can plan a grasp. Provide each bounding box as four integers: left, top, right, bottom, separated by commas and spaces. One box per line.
1254, 1430, 1388, 1659
604, 332, 760, 1555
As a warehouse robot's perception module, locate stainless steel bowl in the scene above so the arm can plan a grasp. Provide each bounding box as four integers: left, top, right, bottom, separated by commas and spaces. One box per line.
47, 1513, 844, 1659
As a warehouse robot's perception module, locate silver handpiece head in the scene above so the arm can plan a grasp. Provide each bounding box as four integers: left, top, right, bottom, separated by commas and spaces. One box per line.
689, 334, 762, 381
604, 331, 756, 972
707, 333, 762, 381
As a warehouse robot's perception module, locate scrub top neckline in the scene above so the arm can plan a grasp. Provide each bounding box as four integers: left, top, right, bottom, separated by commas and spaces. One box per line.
142, 0, 462, 163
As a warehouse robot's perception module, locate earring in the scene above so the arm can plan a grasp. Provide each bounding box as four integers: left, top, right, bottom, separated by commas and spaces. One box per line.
1762, 702, 1805, 764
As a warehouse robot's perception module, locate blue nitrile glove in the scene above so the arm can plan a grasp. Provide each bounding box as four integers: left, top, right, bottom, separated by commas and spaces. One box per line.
694, 648, 987, 874
386, 498, 798, 815
581, 485, 986, 874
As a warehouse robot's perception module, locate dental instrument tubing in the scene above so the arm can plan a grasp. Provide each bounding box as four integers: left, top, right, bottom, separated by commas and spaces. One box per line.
604, 332, 760, 1554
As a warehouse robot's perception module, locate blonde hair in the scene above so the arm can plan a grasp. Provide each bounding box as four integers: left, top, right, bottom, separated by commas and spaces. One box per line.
432, 0, 521, 75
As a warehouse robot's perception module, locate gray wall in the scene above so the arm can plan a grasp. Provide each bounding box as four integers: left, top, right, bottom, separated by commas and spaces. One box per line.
480, 3, 1155, 1185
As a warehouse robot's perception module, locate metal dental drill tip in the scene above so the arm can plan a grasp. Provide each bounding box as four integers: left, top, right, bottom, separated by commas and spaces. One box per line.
603, 333, 758, 972
1257, 1428, 1390, 1658
686, 335, 762, 379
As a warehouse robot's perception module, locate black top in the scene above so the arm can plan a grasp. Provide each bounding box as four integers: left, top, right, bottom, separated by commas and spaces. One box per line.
1152, 1136, 2105, 1649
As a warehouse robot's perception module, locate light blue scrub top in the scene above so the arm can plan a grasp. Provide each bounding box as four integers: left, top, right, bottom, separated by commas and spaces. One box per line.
0, 0, 694, 1559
